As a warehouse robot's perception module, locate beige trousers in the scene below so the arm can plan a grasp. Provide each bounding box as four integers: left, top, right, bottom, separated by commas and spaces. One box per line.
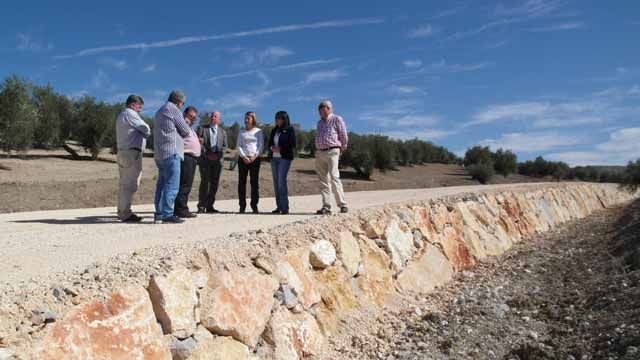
315, 148, 347, 209
117, 149, 143, 220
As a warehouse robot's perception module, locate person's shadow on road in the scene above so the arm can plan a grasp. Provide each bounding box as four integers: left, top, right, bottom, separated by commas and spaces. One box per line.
12, 216, 125, 225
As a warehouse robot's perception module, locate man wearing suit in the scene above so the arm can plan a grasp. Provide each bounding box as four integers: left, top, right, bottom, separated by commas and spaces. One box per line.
197, 111, 228, 213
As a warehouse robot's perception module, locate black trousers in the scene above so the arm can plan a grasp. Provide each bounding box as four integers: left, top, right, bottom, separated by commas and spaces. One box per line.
174, 154, 198, 215
238, 158, 260, 208
198, 157, 223, 210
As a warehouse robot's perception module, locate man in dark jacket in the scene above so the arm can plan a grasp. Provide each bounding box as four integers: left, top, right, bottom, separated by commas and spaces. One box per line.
197, 111, 227, 213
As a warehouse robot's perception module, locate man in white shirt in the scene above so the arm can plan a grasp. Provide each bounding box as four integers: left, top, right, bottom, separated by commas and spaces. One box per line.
115, 95, 150, 222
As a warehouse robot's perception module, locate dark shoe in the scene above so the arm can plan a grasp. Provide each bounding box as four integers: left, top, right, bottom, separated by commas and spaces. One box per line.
251, 206, 259, 214
239, 207, 246, 214
340, 206, 349, 214
207, 208, 220, 214
280, 210, 289, 215
122, 213, 142, 223
271, 208, 281, 214
316, 207, 331, 215
162, 215, 186, 224
197, 207, 206, 214
176, 212, 197, 218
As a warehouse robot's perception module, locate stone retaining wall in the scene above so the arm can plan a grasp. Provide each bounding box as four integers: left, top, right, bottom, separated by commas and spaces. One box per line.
21, 183, 634, 359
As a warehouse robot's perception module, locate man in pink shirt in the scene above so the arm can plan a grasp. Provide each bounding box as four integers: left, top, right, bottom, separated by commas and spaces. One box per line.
174, 106, 201, 218
314, 100, 349, 215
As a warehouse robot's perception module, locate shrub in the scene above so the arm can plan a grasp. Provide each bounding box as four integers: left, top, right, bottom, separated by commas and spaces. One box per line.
464, 146, 493, 167
73, 97, 120, 159
468, 162, 495, 184
622, 159, 640, 191
493, 148, 518, 177
0, 76, 37, 153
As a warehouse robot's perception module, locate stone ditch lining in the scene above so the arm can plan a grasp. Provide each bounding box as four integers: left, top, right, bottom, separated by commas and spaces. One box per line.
5, 183, 633, 360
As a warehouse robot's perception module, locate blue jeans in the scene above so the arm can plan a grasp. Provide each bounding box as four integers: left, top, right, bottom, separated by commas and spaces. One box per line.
154, 154, 181, 220
271, 158, 292, 212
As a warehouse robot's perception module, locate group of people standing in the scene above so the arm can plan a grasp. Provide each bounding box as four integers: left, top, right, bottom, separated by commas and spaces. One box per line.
115, 90, 349, 224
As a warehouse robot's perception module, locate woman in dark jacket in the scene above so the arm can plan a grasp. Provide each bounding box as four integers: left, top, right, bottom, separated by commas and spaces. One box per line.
268, 111, 296, 214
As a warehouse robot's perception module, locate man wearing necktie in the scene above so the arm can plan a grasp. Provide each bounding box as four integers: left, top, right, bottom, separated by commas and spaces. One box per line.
197, 111, 228, 213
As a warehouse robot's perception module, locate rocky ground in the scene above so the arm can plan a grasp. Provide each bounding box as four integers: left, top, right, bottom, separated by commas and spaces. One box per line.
324, 200, 640, 360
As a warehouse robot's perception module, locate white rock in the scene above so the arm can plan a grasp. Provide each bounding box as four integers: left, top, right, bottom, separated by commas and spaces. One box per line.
309, 240, 337, 269
338, 232, 361, 276
383, 220, 415, 272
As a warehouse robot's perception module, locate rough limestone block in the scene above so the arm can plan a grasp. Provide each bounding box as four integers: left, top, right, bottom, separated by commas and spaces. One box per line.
264, 307, 324, 360
276, 248, 321, 310
309, 240, 337, 269
338, 231, 362, 276
397, 244, 454, 294
383, 220, 415, 272
356, 235, 394, 305
148, 267, 199, 337
33, 285, 171, 359
312, 265, 358, 335
189, 336, 255, 360
200, 270, 278, 347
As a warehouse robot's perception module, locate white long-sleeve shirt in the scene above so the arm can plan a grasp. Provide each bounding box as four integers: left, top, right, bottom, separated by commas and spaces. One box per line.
237, 127, 264, 159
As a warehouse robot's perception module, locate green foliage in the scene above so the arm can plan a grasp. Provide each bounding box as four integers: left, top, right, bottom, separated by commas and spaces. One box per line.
468, 162, 495, 184
32, 84, 64, 148
622, 159, 640, 191
492, 148, 518, 177
0, 76, 37, 153
226, 122, 241, 150
73, 97, 120, 159
518, 156, 569, 180
463, 146, 493, 167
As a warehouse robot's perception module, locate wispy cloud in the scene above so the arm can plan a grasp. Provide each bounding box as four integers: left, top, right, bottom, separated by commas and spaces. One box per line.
231, 46, 294, 68
389, 85, 427, 96
442, 18, 523, 42
97, 57, 128, 70
467, 91, 638, 128
54, 18, 384, 59
530, 21, 584, 32
407, 24, 436, 38
91, 70, 109, 88
207, 58, 341, 82
494, 0, 568, 18
402, 59, 423, 69
384, 129, 455, 141
547, 127, 640, 165
304, 69, 347, 84
479, 131, 585, 153
426, 59, 489, 73
433, 5, 467, 19
143, 64, 157, 72
16, 33, 54, 52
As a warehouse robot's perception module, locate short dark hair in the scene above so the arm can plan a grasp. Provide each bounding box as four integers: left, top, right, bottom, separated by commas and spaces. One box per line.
275, 111, 290, 128
125, 95, 144, 107
184, 106, 198, 116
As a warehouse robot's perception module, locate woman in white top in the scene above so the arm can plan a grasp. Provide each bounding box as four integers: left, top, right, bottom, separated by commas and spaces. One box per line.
236, 111, 264, 213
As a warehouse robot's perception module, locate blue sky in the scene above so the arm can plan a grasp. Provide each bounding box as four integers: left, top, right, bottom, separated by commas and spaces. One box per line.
2, 0, 639, 165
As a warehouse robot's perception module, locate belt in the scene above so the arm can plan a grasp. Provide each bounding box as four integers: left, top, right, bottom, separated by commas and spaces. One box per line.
318, 146, 341, 151
129, 147, 142, 152
184, 153, 199, 158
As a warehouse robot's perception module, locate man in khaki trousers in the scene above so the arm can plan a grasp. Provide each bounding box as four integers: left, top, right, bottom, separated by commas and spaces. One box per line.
314, 100, 349, 215
115, 95, 151, 222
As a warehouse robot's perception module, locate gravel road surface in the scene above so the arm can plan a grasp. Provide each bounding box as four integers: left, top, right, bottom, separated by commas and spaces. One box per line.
0, 183, 556, 284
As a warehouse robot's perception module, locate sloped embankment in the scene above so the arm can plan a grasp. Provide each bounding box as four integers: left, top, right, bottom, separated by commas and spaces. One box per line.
2, 183, 633, 359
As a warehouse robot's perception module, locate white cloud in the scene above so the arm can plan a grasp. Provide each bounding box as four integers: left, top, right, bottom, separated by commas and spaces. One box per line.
207, 58, 341, 82
433, 5, 467, 19
494, 0, 567, 18
467, 94, 636, 128
16, 33, 54, 52
402, 59, 422, 68
232, 46, 294, 68
304, 69, 346, 84
384, 129, 454, 141
389, 85, 426, 96
426, 59, 489, 73
143, 64, 156, 72
547, 127, 640, 165
629, 85, 640, 96
97, 57, 128, 70
530, 21, 584, 32
91, 70, 109, 88
407, 24, 435, 38
205, 93, 262, 109
479, 132, 585, 153
54, 18, 384, 59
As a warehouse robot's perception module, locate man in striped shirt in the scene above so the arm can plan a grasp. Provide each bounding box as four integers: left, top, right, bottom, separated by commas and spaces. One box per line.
314, 100, 349, 215
153, 90, 192, 224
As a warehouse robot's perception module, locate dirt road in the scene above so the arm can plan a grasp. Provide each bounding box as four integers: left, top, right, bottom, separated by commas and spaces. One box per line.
0, 183, 555, 285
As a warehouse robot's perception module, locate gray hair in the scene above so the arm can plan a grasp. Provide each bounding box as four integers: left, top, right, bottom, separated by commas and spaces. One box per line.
168, 90, 185, 105
318, 100, 333, 110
